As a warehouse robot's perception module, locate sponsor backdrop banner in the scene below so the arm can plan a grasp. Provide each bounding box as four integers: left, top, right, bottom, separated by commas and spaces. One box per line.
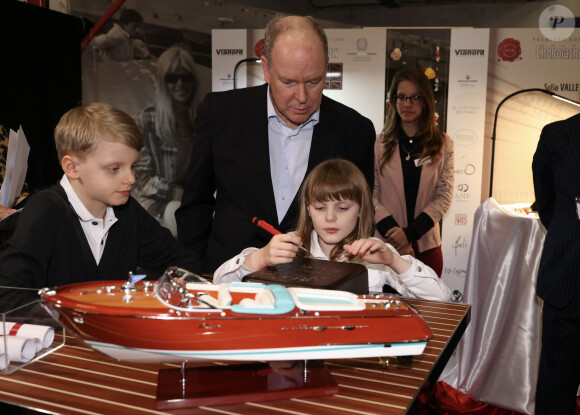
486, 27, 580, 205
212, 28, 386, 133
441, 29, 490, 299
322, 28, 386, 133
212, 29, 247, 91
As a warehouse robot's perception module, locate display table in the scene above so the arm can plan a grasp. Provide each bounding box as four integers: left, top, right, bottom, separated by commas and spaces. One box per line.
440, 198, 545, 415
0, 298, 469, 415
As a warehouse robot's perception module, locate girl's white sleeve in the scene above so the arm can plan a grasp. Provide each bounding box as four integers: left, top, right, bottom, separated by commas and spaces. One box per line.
388, 256, 452, 301
369, 242, 452, 301
212, 248, 259, 284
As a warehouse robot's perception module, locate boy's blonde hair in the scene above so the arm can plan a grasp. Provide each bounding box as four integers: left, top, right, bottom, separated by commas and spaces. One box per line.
55, 102, 143, 161
295, 158, 375, 261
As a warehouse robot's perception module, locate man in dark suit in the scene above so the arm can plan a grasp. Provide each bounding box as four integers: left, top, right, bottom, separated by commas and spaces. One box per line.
532, 113, 580, 415
176, 15, 375, 273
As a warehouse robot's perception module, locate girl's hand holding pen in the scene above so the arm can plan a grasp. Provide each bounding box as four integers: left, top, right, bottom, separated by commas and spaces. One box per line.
252, 217, 309, 254
244, 234, 304, 271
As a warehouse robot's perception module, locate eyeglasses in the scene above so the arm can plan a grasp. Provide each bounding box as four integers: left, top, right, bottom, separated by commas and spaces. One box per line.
393, 94, 424, 105
165, 73, 196, 84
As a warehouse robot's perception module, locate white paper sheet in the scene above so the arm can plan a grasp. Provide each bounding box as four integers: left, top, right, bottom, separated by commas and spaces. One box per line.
0, 126, 30, 207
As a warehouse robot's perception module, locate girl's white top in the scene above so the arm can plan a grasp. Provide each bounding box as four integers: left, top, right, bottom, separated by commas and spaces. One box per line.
213, 230, 452, 302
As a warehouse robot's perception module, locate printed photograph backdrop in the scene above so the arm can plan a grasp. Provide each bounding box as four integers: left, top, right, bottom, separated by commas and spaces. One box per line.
72, 0, 213, 236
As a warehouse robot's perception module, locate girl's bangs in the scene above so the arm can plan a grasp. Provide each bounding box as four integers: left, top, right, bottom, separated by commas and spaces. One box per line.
306, 179, 361, 205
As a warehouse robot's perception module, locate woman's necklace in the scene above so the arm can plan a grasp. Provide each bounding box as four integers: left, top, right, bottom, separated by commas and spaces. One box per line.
400, 139, 417, 161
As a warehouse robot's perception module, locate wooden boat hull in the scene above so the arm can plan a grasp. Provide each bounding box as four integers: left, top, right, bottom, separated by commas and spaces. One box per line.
40, 271, 433, 363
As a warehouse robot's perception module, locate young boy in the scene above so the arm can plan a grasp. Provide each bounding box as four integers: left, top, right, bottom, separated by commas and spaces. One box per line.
0, 102, 200, 302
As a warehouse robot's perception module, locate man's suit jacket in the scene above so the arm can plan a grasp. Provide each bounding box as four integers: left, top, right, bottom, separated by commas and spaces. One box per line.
176, 84, 376, 273
532, 113, 580, 308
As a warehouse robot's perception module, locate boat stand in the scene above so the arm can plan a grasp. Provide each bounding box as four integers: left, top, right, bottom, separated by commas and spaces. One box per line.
155, 360, 338, 410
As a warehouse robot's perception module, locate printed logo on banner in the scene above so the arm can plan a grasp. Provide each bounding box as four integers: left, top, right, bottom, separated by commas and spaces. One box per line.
356, 38, 368, 52
216, 48, 243, 55
452, 104, 480, 115
497, 38, 522, 62
454, 49, 485, 57
453, 129, 477, 146
454, 184, 471, 202
536, 45, 580, 59
452, 236, 469, 257
452, 290, 464, 303
444, 266, 467, 279
346, 37, 376, 59
254, 39, 265, 58
457, 75, 480, 88
539, 5, 575, 42
454, 214, 468, 225
455, 163, 476, 176
544, 81, 580, 93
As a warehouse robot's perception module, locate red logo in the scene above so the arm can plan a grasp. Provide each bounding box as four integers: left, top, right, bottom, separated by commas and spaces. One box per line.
497, 38, 522, 62
254, 39, 265, 59
455, 214, 468, 226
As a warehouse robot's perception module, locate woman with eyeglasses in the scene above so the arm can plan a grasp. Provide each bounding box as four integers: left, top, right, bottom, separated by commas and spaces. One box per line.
373, 68, 454, 277
133, 43, 199, 236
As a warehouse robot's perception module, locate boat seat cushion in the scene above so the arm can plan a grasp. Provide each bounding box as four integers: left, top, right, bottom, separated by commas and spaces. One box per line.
255, 288, 275, 304
198, 294, 219, 308
231, 285, 294, 315
218, 283, 232, 307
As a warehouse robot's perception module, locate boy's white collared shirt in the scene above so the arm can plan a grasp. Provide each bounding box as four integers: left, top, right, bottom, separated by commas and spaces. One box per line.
60, 175, 118, 264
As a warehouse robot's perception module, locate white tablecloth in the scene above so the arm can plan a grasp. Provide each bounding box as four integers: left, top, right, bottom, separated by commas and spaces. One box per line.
440, 198, 545, 415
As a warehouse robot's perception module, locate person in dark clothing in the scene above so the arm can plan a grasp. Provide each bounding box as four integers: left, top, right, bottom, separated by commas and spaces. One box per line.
175, 15, 375, 274
532, 113, 580, 415
0, 102, 200, 311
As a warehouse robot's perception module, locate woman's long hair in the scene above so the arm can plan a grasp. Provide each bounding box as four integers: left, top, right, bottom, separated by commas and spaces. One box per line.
378, 68, 444, 169
154, 43, 198, 139
295, 159, 375, 261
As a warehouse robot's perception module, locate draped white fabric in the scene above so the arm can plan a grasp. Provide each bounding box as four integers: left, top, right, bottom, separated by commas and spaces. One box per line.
439, 198, 545, 415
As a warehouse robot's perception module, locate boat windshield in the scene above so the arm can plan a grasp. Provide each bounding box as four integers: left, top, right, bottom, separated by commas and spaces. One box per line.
154, 267, 217, 311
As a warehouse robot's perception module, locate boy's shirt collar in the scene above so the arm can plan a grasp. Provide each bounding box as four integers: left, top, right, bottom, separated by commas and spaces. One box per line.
60, 175, 117, 223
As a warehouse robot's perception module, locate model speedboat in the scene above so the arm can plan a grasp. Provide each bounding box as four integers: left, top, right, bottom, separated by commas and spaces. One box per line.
40, 267, 433, 363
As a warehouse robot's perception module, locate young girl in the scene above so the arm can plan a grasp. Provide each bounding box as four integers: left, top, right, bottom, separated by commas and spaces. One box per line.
375, 68, 454, 277
213, 159, 451, 302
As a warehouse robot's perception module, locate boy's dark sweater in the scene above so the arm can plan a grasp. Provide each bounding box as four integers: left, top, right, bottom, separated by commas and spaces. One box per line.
0, 184, 200, 298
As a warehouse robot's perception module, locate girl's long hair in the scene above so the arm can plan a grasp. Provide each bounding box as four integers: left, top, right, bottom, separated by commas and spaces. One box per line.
378, 68, 444, 170
295, 159, 375, 261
